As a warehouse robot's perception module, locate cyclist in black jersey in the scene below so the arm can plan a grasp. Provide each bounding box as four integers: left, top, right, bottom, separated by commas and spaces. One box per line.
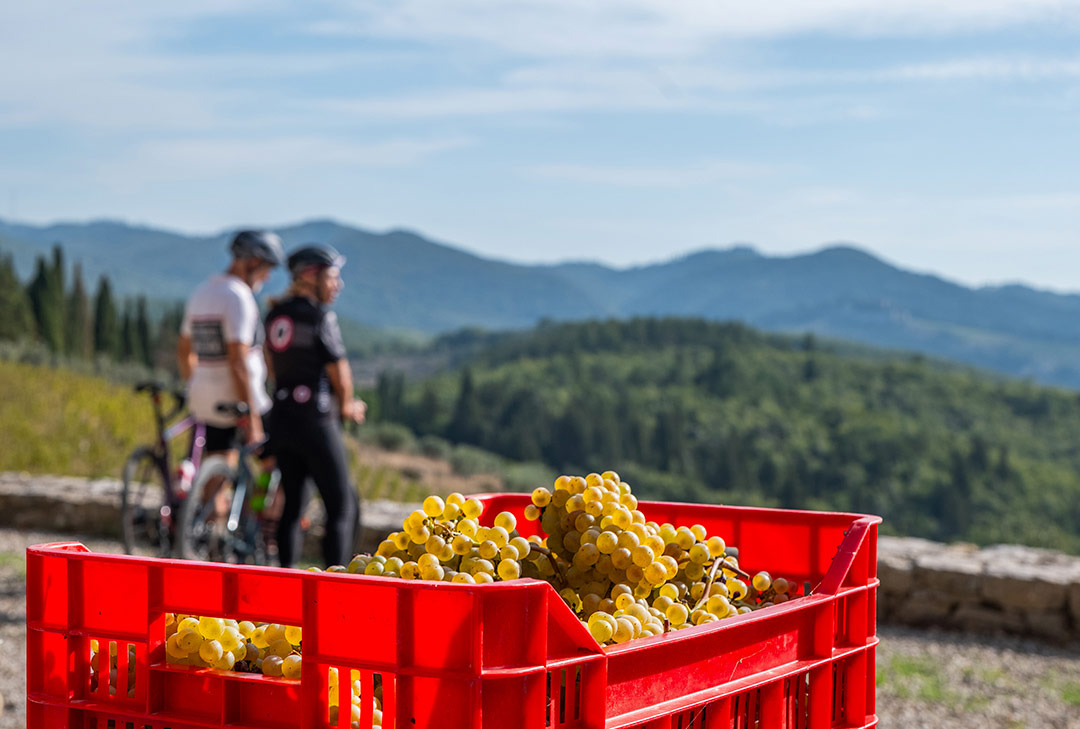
264, 244, 366, 568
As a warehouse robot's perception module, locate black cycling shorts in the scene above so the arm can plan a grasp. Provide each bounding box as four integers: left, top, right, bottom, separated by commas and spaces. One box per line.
201, 409, 273, 455
203, 424, 237, 453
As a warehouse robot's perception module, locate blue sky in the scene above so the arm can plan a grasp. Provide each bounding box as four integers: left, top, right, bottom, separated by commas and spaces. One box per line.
1, 1, 1078, 290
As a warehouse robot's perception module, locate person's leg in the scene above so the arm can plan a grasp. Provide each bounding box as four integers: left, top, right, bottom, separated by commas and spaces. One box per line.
201, 425, 239, 518
307, 419, 355, 567
274, 445, 309, 568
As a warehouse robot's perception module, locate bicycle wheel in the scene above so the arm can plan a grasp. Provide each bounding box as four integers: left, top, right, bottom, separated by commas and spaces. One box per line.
121, 447, 169, 556
176, 457, 237, 562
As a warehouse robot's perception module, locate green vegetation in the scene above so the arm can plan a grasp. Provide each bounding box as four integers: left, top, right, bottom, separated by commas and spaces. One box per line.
368, 318, 1080, 553
0, 359, 153, 477
0, 246, 183, 372
0, 551, 27, 580
1061, 682, 1080, 706
876, 655, 964, 707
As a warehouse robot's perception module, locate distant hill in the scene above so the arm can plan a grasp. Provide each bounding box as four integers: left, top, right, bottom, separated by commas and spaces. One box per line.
4, 217, 1080, 387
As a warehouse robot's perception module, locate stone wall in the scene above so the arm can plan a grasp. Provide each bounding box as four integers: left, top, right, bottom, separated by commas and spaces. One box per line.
877, 536, 1080, 641
0, 471, 410, 557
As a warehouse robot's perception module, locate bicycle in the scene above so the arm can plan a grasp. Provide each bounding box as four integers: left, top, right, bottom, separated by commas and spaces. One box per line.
120, 381, 206, 556
175, 402, 280, 564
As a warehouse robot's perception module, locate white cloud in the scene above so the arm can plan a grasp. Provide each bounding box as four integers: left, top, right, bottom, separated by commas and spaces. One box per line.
311, 0, 1080, 59
100, 135, 472, 183
882, 56, 1080, 82
527, 160, 779, 188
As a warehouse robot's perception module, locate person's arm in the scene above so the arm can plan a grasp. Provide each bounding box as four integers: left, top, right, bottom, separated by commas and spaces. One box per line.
326, 359, 366, 423
227, 341, 264, 443
224, 291, 264, 444
177, 334, 196, 382
263, 343, 275, 386
177, 301, 196, 381
319, 310, 365, 423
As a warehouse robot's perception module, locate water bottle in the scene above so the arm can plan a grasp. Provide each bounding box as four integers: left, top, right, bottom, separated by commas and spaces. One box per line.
176, 459, 195, 497
251, 469, 272, 513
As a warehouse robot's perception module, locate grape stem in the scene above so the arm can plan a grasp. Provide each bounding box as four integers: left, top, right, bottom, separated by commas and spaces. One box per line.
529, 544, 568, 588
719, 556, 750, 581
692, 555, 748, 612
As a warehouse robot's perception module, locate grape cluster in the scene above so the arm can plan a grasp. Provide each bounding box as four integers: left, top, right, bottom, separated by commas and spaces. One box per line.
328, 668, 386, 728
351, 472, 798, 645
524, 471, 799, 645
164, 614, 302, 678
355, 492, 549, 584
88, 640, 137, 696
162, 615, 385, 727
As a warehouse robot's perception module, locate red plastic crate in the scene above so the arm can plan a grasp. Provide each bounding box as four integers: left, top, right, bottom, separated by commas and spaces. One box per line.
27, 495, 880, 729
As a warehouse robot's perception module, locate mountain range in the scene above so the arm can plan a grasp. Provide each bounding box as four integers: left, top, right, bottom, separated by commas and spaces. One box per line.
4, 217, 1080, 388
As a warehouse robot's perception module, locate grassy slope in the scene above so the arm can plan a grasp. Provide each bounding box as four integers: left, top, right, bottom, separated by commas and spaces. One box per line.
0, 360, 153, 478
0, 360, 512, 500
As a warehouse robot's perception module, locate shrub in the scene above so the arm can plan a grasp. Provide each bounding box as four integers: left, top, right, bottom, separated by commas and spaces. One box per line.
417, 434, 452, 460
449, 444, 504, 476
370, 422, 417, 453
499, 461, 557, 493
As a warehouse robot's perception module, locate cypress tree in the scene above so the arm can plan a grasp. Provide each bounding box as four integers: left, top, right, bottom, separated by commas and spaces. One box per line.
120, 300, 142, 363
93, 276, 120, 357
447, 368, 484, 445
135, 296, 153, 367
376, 370, 406, 422
0, 254, 35, 342
64, 263, 92, 359
26, 254, 64, 351
50, 245, 67, 353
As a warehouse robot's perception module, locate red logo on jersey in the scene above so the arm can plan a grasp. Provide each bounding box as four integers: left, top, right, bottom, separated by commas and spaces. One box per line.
268, 316, 294, 352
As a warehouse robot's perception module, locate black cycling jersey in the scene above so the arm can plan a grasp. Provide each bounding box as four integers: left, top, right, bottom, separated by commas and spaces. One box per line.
264, 296, 346, 418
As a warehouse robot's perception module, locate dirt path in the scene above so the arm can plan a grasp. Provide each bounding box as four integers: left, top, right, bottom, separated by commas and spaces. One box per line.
3, 528, 1078, 728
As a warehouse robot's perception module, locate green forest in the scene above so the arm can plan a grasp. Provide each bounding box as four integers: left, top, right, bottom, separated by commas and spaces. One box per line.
369, 319, 1080, 554
0, 245, 182, 370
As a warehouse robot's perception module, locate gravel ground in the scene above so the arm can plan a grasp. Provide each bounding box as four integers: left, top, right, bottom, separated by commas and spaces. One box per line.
3, 528, 1079, 729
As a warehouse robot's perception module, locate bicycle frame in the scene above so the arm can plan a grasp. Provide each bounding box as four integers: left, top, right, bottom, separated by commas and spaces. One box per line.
226, 447, 256, 533
148, 388, 206, 518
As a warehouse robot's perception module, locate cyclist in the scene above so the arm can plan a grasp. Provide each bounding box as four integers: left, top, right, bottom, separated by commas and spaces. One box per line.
177, 230, 284, 455
265, 244, 365, 568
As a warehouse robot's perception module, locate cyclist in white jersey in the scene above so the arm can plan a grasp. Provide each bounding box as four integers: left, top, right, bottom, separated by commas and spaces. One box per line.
177, 230, 284, 452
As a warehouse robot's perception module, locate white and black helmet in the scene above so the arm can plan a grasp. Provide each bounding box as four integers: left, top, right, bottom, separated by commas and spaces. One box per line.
229, 230, 285, 266
287, 244, 346, 276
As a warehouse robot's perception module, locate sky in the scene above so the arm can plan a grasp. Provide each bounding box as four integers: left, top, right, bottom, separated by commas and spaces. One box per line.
1, 1, 1078, 290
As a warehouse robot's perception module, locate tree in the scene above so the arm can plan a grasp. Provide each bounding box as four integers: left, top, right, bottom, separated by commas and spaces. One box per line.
0, 254, 35, 342
64, 263, 92, 359
410, 383, 442, 435
376, 370, 407, 422
135, 296, 153, 367
652, 406, 689, 474
446, 368, 484, 444
119, 299, 145, 363
26, 254, 64, 352
93, 276, 120, 357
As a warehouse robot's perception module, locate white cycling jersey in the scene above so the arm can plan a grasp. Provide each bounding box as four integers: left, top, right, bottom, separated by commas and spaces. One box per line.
180, 274, 270, 427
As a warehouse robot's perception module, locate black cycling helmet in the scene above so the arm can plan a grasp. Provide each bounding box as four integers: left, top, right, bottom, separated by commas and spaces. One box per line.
229, 230, 285, 266
287, 244, 346, 276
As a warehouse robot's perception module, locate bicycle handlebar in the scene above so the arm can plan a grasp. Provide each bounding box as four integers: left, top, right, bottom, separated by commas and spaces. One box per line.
135, 380, 187, 425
